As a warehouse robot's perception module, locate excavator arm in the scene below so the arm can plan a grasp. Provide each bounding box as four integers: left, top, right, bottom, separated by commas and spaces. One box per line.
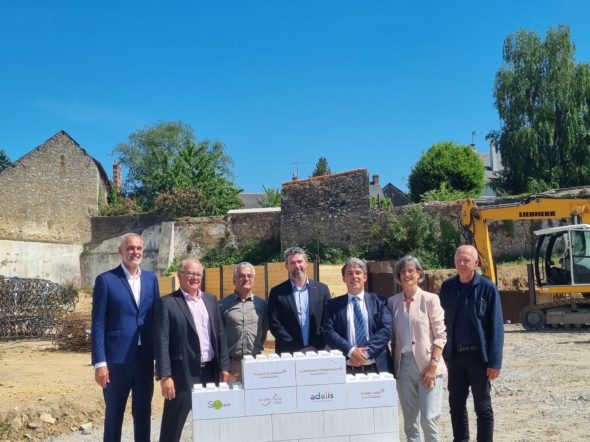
460, 196, 590, 284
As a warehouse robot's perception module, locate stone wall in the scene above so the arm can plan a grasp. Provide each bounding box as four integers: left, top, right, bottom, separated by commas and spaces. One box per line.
370, 201, 556, 260
226, 208, 281, 248
280, 169, 370, 250
0, 131, 109, 244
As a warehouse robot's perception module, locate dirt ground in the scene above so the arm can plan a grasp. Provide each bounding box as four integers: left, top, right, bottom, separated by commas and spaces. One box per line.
1, 267, 589, 441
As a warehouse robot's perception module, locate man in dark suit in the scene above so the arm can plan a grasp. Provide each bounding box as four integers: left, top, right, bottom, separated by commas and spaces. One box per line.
155, 258, 229, 442
323, 257, 392, 373
268, 246, 331, 354
91, 233, 160, 442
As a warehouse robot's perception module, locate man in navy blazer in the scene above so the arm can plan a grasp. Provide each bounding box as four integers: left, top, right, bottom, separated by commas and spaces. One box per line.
91, 233, 160, 442
268, 246, 331, 354
323, 257, 392, 373
155, 258, 229, 442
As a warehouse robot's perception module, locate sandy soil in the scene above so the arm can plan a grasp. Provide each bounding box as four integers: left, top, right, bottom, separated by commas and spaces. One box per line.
1, 268, 589, 441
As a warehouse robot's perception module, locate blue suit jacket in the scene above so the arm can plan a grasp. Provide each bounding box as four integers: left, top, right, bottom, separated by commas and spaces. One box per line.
91, 264, 160, 365
268, 279, 331, 354
323, 292, 393, 372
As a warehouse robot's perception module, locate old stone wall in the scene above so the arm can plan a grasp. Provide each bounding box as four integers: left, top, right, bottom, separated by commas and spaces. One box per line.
280, 169, 370, 250
0, 131, 108, 244
370, 201, 556, 260
226, 208, 280, 247
90, 214, 171, 244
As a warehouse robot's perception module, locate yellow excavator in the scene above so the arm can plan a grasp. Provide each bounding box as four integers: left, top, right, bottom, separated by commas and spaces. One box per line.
461, 196, 590, 330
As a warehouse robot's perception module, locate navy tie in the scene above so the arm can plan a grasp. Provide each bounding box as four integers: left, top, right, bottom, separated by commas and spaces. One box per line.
352, 296, 367, 346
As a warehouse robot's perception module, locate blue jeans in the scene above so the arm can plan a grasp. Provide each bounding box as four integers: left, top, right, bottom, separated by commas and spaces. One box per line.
397, 352, 443, 442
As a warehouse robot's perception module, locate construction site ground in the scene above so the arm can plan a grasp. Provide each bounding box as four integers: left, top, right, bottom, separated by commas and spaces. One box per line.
1, 266, 589, 441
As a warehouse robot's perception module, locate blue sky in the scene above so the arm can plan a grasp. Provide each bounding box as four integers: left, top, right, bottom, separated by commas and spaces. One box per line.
1, 1, 589, 192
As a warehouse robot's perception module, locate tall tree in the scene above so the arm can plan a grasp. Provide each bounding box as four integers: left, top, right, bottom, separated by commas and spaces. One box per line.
113, 121, 242, 214
311, 156, 332, 177
491, 25, 590, 194
257, 186, 282, 207
0, 149, 11, 172
408, 141, 485, 202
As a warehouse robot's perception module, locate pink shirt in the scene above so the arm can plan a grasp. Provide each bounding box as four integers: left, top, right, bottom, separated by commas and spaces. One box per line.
182, 289, 214, 363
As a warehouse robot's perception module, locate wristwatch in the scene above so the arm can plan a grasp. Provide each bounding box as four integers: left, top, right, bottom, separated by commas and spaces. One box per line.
431, 356, 440, 363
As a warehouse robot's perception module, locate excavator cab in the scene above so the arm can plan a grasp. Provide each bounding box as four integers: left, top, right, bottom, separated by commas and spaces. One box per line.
534, 224, 590, 287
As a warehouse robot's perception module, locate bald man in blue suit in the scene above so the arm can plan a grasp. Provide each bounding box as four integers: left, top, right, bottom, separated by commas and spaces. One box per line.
91, 233, 160, 442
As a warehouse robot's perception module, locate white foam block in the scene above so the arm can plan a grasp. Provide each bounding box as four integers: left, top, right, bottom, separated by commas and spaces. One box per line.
295, 350, 347, 386
346, 373, 397, 409
323, 408, 375, 437
218, 415, 272, 442
296, 383, 348, 412
192, 383, 245, 420
350, 433, 399, 442
192, 418, 219, 442
244, 386, 297, 416
272, 411, 324, 440
373, 406, 399, 434
242, 353, 296, 389
300, 437, 351, 442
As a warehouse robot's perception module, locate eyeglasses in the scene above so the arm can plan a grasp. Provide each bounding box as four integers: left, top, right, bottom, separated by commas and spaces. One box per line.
179, 271, 202, 278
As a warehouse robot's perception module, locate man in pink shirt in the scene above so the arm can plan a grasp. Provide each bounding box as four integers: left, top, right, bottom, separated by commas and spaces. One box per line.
154, 258, 229, 442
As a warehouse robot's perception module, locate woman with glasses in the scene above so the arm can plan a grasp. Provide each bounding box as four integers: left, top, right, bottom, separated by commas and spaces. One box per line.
388, 255, 447, 442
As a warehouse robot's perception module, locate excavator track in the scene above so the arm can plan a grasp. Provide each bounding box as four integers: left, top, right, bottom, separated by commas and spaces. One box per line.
520, 298, 590, 330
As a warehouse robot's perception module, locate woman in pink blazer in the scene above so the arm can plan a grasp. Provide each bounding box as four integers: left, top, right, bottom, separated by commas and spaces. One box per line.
389, 255, 447, 442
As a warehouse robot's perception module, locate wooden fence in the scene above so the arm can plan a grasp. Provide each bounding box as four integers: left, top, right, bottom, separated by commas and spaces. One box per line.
158, 260, 529, 322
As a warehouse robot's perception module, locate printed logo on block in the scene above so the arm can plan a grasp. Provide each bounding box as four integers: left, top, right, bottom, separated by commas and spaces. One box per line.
208, 399, 229, 410
310, 391, 335, 401
259, 393, 283, 407
360, 388, 386, 399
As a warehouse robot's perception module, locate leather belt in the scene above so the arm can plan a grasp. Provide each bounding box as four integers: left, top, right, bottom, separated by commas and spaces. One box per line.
200, 360, 214, 368
346, 363, 378, 374
455, 345, 480, 353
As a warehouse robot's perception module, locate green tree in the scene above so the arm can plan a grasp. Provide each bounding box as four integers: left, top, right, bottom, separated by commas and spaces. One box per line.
257, 186, 282, 207
370, 195, 393, 208
311, 156, 332, 177
0, 149, 11, 172
491, 25, 590, 194
378, 205, 460, 268
113, 121, 242, 214
408, 141, 485, 202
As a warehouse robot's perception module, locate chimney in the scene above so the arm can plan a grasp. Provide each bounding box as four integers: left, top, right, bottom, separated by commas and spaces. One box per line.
372, 174, 380, 186
489, 140, 497, 171
113, 161, 122, 193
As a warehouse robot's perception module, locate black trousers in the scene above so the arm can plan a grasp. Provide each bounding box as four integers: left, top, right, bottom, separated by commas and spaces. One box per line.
159, 362, 216, 442
447, 350, 494, 442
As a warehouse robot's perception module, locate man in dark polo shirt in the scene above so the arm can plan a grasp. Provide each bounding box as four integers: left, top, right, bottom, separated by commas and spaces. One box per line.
440, 245, 504, 442
220, 262, 268, 381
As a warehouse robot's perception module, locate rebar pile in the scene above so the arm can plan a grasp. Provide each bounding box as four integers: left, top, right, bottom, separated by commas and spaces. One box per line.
53, 312, 91, 351
0, 276, 78, 339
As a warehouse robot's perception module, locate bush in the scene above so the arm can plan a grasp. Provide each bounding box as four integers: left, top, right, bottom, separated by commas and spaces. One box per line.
377, 205, 461, 269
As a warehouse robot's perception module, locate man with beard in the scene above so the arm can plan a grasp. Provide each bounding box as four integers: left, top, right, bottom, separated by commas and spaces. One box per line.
268, 246, 331, 354
91, 233, 160, 442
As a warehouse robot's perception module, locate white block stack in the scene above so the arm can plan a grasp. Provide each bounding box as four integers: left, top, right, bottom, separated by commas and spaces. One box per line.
192, 351, 400, 442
